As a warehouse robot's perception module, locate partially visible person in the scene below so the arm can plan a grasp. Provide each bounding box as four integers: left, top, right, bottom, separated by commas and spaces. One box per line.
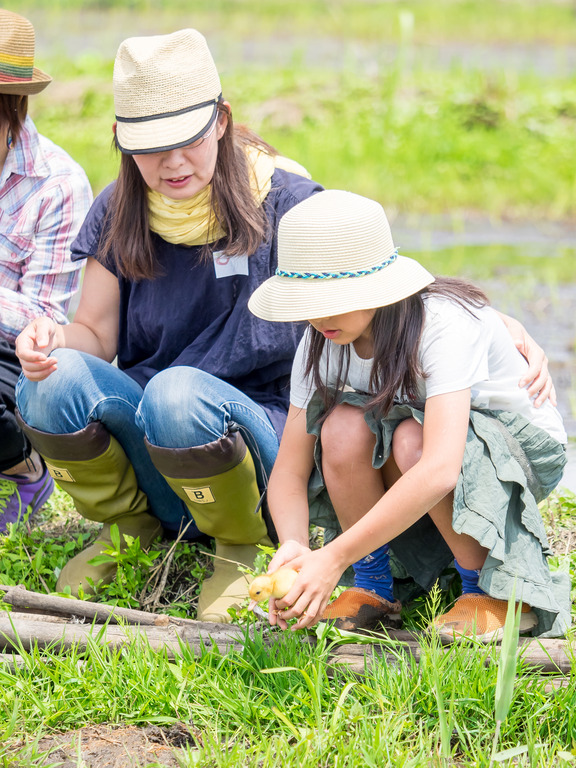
0, 9, 93, 532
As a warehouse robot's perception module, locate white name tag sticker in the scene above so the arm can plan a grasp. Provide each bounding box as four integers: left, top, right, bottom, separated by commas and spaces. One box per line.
213, 251, 249, 279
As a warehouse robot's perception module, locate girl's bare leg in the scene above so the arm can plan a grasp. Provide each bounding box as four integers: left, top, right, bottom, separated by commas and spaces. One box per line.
321, 403, 385, 528
389, 418, 488, 570
321, 403, 398, 621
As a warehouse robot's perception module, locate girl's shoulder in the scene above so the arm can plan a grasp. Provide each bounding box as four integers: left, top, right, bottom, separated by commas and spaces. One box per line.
423, 291, 492, 324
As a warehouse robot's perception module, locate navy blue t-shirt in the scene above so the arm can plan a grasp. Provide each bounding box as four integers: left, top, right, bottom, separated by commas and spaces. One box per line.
71, 169, 323, 437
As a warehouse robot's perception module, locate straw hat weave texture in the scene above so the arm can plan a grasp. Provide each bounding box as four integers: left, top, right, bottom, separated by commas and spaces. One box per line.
113, 28, 222, 154
248, 190, 435, 322
0, 9, 52, 95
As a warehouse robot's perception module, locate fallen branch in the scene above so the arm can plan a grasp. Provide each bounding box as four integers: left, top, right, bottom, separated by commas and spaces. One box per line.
0, 614, 245, 657
0, 585, 197, 627
329, 635, 575, 675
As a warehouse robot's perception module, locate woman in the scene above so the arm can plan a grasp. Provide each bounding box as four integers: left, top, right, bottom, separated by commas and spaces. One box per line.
0, 10, 92, 532
248, 190, 569, 639
15, 28, 322, 622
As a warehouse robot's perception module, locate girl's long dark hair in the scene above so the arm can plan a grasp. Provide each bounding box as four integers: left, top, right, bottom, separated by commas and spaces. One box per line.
0, 94, 28, 146
305, 276, 490, 419
98, 102, 277, 280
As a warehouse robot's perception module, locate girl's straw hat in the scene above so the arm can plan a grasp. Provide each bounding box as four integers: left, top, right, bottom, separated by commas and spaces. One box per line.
113, 28, 222, 154
249, 190, 435, 322
0, 10, 52, 95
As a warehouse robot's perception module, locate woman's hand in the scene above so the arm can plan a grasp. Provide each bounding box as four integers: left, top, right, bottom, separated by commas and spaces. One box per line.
271, 547, 344, 631
515, 332, 556, 408
498, 311, 556, 407
15, 317, 63, 381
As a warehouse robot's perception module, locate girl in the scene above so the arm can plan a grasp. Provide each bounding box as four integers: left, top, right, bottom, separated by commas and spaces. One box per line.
248, 190, 569, 640
14, 28, 322, 622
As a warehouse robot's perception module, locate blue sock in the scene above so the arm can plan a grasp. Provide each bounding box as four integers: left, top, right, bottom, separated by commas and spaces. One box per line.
454, 559, 485, 595
352, 544, 394, 602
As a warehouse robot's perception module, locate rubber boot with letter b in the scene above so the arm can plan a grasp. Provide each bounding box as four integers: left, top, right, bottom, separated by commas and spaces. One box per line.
16, 415, 162, 596
146, 429, 271, 623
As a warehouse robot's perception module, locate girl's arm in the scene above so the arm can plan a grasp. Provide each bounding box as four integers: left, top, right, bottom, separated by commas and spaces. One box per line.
265, 404, 316, 627
267, 404, 316, 558
16, 258, 120, 380
277, 388, 471, 628
497, 310, 556, 407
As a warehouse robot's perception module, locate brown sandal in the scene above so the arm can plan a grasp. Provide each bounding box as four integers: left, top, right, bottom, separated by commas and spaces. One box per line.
432, 594, 538, 642
321, 587, 403, 631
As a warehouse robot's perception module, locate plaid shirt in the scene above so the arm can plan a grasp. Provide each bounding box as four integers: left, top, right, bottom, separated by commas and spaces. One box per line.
0, 116, 93, 342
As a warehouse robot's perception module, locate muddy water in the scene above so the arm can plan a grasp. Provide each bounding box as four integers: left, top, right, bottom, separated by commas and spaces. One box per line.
29, 10, 576, 77
395, 215, 576, 434
397, 219, 576, 492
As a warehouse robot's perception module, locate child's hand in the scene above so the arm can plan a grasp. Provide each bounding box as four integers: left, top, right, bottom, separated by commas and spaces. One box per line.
268, 539, 310, 572
271, 547, 343, 631
267, 540, 310, 627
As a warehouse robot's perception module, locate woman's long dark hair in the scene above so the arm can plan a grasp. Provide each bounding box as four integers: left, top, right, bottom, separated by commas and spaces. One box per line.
305, 276, 490, 419
0, 94, 28, 146
98, 102, 277, 280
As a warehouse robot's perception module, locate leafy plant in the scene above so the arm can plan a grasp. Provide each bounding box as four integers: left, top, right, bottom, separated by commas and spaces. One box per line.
489, 583, 524, 767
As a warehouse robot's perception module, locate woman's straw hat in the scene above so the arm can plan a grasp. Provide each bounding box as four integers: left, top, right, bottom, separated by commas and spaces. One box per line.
248, 190, 435, 322
0, 10, 52, 95
113, 28, 222, 154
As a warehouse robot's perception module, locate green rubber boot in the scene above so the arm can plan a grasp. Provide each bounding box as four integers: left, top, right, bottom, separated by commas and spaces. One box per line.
16, 416, 162, 596
146, 431, 271, 622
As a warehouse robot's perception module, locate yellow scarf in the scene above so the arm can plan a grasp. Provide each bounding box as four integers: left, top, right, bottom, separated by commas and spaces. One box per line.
147, 145, 311, 246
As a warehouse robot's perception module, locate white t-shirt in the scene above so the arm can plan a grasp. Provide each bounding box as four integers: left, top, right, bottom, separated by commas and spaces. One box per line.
290, 295, 567, 444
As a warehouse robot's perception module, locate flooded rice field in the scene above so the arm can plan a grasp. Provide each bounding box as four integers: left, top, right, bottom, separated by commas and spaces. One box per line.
29, 9, 576, 78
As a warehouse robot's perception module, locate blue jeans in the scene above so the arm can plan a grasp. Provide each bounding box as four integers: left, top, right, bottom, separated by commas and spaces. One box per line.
16, 349, 280, 533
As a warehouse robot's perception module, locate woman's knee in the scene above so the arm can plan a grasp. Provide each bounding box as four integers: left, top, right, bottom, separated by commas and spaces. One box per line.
321, 404, 374, 471
16, 349, 85, 427
17, 349, 141, 434
392, 418, 423, 473
140, 367, 223, 447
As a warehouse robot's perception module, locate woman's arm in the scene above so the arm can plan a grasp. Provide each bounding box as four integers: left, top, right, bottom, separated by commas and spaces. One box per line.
277, 389, 472, 628
497, 311, 556, 407
16, 258, 120, 380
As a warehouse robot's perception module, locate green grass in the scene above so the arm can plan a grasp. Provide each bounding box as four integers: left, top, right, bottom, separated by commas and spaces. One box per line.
0, 606, 575, 765
1, 487, 575, 765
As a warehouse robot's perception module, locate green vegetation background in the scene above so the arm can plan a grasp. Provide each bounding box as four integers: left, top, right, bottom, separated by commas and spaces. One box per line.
1, 2, 576, 765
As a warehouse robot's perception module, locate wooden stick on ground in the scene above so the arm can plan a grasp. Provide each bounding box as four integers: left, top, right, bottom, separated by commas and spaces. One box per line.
0, 613, 245, 658
0, 585, 197, 627
329, 635, 575, 675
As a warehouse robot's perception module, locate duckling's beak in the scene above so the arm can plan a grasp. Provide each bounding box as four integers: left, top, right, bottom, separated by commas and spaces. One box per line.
248, 599, 258, 611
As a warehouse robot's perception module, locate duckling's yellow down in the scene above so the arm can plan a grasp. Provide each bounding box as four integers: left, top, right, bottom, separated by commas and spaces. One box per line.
248, 567, 298, 609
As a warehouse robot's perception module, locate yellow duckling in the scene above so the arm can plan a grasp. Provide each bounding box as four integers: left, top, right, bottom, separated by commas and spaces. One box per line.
248, 567, 298, 611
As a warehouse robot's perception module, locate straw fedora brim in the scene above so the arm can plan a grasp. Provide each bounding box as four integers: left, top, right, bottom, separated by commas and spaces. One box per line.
115, 101, 217, 154
248, 255, 435, 322
0, 66, 51, 95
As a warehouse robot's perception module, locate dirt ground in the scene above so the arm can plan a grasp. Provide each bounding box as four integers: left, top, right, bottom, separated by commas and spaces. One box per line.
12, 723, 201, 767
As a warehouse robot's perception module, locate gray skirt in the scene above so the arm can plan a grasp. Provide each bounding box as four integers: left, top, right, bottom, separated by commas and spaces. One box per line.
306, 391, 570, 637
